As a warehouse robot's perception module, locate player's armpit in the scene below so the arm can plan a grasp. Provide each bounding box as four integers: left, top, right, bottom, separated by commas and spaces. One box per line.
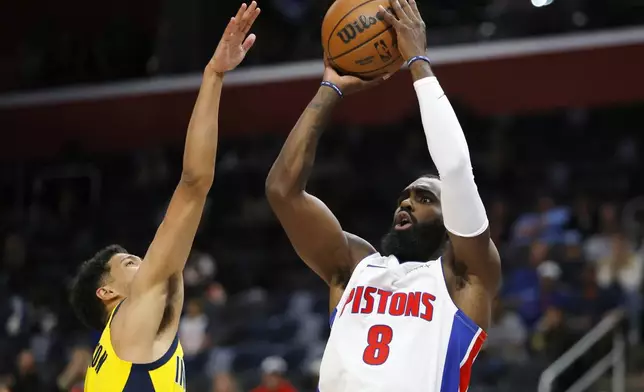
448, 230, 502, 295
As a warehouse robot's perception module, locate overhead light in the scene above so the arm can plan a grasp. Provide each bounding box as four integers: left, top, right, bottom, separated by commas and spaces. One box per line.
531, 0, 554, 7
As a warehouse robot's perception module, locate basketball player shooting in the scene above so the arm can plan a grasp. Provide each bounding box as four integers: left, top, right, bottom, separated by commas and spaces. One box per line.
69, 3, 260, 391
266, 0, 501, 390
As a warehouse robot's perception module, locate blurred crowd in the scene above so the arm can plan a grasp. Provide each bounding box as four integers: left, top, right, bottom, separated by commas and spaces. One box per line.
1, 0, 642, 92
0, 102, 643, 392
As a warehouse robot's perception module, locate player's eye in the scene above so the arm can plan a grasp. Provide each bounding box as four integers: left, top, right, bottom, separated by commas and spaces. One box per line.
126, 260, 135, 266
418, 195, 431, 203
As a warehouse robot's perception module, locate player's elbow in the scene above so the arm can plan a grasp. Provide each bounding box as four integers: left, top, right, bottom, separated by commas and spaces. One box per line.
265, 177, 288, 204
180, 170, 213, 193
438, 156, 471, 180
265, 170, 294, 202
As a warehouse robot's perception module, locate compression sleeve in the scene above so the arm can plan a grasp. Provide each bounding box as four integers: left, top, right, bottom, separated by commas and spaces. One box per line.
414, 76, 488, 237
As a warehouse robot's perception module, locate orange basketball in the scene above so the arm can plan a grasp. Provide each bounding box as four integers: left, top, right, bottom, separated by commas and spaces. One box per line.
322, 0, 403, 79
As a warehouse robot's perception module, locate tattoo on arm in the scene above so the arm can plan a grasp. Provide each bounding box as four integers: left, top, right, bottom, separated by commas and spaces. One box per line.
294, 90, 339, 189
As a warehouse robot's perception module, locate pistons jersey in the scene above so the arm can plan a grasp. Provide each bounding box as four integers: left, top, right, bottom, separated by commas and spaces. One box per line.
318, 253, 486, 392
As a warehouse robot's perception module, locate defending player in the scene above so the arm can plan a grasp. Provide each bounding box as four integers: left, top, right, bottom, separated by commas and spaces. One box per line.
265, 0, 501, 390
69, 3, 260, 391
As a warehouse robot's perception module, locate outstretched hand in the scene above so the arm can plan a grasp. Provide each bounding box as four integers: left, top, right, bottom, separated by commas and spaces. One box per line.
209, 2, 261, 74
323, 56, 390, 96
379, 0, 427, 61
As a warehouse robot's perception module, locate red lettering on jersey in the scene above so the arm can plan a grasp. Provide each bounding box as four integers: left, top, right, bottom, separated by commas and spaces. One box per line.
405, 292, 421, 317
343, 286, 437, 322
351, 286, 365, 314
376, 289, 392, 314
389, 293, 406, 316
340, 288, 356, 316
420, 293, 436, 321
361, 286, 377, 314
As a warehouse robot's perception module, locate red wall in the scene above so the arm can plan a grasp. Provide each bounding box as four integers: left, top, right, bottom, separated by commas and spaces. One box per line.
1, 42, 643, 158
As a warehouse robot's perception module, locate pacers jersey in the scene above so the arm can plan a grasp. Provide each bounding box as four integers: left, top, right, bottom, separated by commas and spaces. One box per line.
84, 302, 186, 392
318, 253, 486, 392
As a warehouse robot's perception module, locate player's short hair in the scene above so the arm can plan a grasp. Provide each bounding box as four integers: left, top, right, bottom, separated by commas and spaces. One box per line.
70, 245, 127, 331
420, 172, 440, 181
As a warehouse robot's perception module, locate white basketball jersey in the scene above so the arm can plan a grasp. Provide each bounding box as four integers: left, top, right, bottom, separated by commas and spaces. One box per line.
318, 253, 486, 392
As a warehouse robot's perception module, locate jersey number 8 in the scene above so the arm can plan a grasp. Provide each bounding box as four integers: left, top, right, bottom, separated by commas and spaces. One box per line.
362, 325, 393, 365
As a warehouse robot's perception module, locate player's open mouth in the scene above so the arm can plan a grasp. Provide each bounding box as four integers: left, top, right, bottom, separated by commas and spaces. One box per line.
394, 211, 413, 230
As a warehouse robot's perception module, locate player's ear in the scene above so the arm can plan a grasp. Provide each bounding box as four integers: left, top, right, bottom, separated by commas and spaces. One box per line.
96, 285, 118, 301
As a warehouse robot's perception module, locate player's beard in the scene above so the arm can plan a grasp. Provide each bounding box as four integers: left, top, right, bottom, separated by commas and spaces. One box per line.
381, 219, 448, 262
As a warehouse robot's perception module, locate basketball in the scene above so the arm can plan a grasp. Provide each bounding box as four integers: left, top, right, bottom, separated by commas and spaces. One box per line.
322, 0, 404, 79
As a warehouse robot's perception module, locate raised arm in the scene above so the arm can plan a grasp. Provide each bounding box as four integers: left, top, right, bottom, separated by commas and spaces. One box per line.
113, 3, 260, 356
381, 0, 501, 294
265, 65, 385, 286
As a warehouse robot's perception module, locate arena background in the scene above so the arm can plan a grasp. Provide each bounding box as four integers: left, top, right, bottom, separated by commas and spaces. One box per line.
1, 0, 644, 391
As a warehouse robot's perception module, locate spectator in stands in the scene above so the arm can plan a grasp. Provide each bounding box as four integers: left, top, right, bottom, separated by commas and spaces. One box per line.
56, 345, 91, 392
211, 371, 239, 392
184, 249, 218, 296
180, 298, 211, 378
511, 195, 570, 245
475, 297, 528, 385
251, 356, 297, 392
584, 202, 620, 263
504, 242, 570, 328
489, 199, 510, 244
559, 231, 587, 284
485, 297, 528, 362
301, 358, 321, 391
10, 350, 43, 392
2, 233, 28, 294
568, 264, 622, 333
566, 195, 598, 239
596, 232, 643, 343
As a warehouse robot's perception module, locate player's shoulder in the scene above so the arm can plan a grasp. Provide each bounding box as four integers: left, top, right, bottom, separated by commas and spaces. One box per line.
329, 233, 377, 289
344, 231, 377, 264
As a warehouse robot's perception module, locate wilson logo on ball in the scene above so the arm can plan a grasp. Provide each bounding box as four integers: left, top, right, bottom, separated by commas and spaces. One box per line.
336, 8, 392, 44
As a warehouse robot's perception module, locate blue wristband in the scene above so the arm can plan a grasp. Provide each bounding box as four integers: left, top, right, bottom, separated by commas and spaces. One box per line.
321, 81, 343, 98
407, 55, 431, 67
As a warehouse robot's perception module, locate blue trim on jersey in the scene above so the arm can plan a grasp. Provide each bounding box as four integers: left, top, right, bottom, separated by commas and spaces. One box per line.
109, 299, 126, 327
440, 309, 479, 392
329, 308, 338, 328
123, 365, 155, 391
131, 334, 179, 371
366, 264, 387, 269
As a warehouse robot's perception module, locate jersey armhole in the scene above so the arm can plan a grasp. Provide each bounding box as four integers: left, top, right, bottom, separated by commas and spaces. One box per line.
437, 257, 487, 333
108, 298, 180, 369
108, 299, 126, 327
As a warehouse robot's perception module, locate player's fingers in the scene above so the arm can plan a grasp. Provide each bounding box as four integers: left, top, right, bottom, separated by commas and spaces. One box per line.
408, 0, 422, 21
398, 0, 415, 22
389, 0, 412, 23
234, 2, 248, 25
238, 2, 257, 31
378, 5, 401, 28
242, 6, 261, 34
242, 33, 257, 52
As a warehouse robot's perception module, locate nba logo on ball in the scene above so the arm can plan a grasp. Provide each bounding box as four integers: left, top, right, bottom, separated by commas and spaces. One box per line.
374, 39, 393, 62
322, 0, 404, 79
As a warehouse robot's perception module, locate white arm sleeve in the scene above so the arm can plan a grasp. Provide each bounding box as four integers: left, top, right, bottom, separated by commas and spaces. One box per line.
414, 77, 488, 237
